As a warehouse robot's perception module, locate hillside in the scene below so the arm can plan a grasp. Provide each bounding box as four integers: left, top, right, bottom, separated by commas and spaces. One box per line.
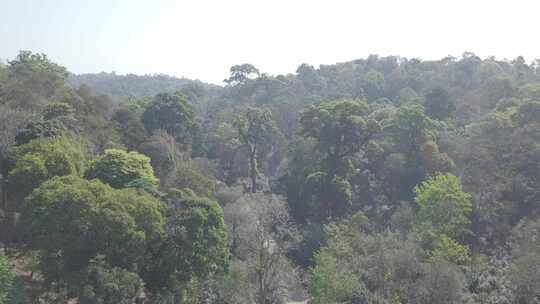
68, 72, 221, 101
1, 51, 540, 304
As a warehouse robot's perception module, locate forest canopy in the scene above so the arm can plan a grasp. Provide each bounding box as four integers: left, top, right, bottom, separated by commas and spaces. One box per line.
1, 50, 540, 304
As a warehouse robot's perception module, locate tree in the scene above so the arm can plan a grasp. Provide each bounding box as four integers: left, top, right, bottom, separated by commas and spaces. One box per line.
0, 105, 31, 210
79, 256, 144, 304
385, 103, 436, 158
138, 130, 180, 181
22, 175, 165, 290
415, 259, 465, 304
360, 69, 385, 100
112, 106, 148, 151
233, 107, 278, 193
144, 191, 229, 299
298, 99, 380, 218
14, 101, 74, 145
224, 64, 260, 86
167, 193, 229, 279
0, 106, 30, 160
308, 214, 426, 304
308, 250, 360, 304
509, 218, 540, 304
424, 87, 455, 120
223, 193, 299, 304
414, 173, 472, 240
297, 63, 324, 93
42, 102, 74, 120
0, 254, 18, 304
142, 92, 203, 154
15, 119, 67, 145
509, 253, 540, 304
300, 99, 379, 175
85, 149, 158, 189
382, 103, 440, 201
4, 51, 68, 110
7, 137, 88, 202
170, 161, 217, 198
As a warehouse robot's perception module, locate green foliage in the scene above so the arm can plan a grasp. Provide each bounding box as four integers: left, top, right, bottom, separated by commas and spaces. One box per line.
142, 92, 201, 152
361, 69, 385, 100
513, 100, 540, 126
172, 163, 216, 198
5, 50, 540, 304
145, 193, 229, 291
68, 72, 213, 102
429, 234, 471, 265
295, 99, 381, 219
305, 172, 352, 219
4, 51, 68, 109
300, 99, 376, 168
424, 87, 455, 120
308, 250, 361, 304
15, 119, 67, 145
7, 137, 88, 199
509, 253, 540, 304
0, 254, 17, 304
138, 130, 179, 179
23, 175, 165, 286
509, 218, 540, 304
310, 214, 466, 304
385, 102, 436, 157
112, 106, 148, 150
15, 100, 73, 146
7, 154, 48, 196
172, 196, 229, 276
85, 149, 158, 189
233, 106, 279, 192
79, 256, 144, 304
233, 107, 276, 149
42, 102, 74, 120
8, 51, 67, 81
414, 173, 472, 239
224, 64, 259, 85
416, 259, 465, 304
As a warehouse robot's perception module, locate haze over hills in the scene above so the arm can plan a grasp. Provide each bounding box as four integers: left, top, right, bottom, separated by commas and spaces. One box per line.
68, 72, 221, 101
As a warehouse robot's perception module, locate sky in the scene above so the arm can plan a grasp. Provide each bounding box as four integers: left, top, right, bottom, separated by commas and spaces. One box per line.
1, 0, 539, 84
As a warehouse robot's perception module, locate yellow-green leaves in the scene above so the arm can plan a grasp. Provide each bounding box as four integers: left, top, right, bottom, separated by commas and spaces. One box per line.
85, 149, 158, 189
414, 173, 472, 239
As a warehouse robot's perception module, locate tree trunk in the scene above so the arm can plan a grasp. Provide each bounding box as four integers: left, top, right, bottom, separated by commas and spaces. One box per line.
249, 144, 258, 193
1, 172, 6, 212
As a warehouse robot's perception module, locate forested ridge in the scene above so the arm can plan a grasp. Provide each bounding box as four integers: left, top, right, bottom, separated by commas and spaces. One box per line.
1, 50, 540, 304
68, 73, 220, 102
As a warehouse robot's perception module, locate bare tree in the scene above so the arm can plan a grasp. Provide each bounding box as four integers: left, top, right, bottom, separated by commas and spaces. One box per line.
224, 193, 300, 304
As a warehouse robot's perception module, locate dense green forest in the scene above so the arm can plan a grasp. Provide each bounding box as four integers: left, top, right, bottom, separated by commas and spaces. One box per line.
1, 50, 540, 304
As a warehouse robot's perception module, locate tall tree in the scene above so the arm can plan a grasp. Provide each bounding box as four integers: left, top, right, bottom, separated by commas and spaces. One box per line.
299, 99, 380, 218
4, 51, 68, 109
233, 107, 278, 193
224, 64, 260, 86
223, 193, 298, 304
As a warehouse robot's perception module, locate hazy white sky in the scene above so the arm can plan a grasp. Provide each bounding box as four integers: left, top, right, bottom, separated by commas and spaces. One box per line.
1, 0, 539, 84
